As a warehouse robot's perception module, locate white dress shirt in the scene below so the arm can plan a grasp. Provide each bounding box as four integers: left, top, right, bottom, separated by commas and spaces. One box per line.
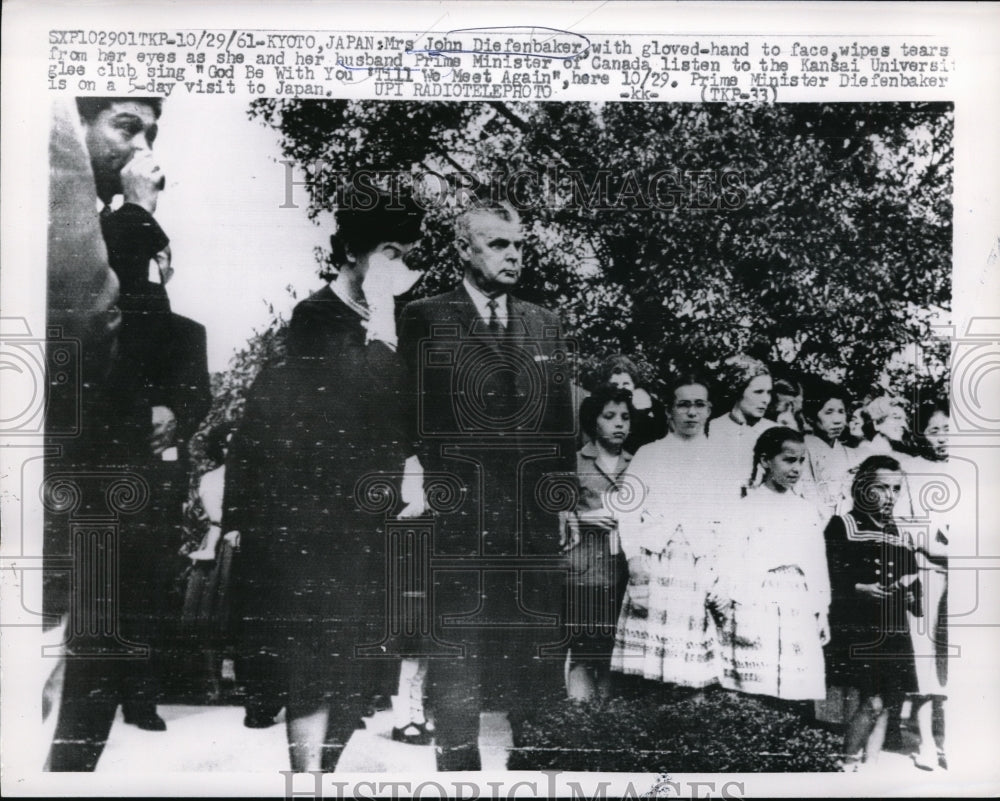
462, 277, 508, 329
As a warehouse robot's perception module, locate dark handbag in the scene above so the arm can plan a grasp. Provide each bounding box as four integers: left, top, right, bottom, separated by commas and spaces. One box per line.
181, 539, 236, 638
565, 521, 615, 589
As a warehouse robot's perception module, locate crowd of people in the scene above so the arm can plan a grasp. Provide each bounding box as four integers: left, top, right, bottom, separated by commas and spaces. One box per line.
566, 357, 952, 773
44, 95, 952, 775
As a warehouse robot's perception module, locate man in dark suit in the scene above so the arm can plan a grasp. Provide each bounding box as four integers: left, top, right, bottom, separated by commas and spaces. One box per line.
46, 98, 211, 771
399, 200, 577, 771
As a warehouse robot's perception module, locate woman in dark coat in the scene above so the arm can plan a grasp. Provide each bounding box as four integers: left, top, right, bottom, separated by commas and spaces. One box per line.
223, 186, 424, 771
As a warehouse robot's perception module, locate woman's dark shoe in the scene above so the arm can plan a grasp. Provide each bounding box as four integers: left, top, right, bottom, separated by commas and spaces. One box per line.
243, 711, 278, 729
391, 721, 433, 746
912, 747, 938, 771
122, 705, 167, 731
363, 693, 393, 717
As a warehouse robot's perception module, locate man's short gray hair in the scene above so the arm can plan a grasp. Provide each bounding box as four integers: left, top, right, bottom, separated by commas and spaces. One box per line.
454, 199, 521, 244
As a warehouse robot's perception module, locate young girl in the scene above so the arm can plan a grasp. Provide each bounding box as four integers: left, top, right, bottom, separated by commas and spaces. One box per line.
906, 401, 952, 770
611, 374, 721, 691
802, 383, 856, 517
769, 377, 806, 432
599, 354, 668, 453
708, 354, 778, 502
824, 455, 921, 770
713, 427, 831, 703
564, 384, 634, 701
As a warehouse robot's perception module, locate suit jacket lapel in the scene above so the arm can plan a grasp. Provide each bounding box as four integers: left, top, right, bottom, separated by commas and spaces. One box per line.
451, 286, 486, 340
506, 296, 530, 349
507, 297, 537, 414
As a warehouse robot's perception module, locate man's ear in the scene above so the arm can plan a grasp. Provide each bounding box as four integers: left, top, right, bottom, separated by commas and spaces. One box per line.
455, 235, 471, 262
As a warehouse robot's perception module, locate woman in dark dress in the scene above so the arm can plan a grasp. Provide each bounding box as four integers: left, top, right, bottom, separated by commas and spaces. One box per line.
824, 454, 921, 771
223, 186, 424, 771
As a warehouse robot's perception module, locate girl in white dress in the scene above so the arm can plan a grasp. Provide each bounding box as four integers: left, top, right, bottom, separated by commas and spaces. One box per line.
707, 354, 777, 505
713, 427, 831, 702
611, 374, 721, 689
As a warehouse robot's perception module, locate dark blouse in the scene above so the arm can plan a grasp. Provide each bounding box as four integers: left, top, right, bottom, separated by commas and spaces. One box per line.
825, 508, 920, 635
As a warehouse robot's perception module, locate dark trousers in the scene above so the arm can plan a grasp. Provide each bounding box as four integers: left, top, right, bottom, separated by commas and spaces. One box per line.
426, 568, 565, 771
44, 460, 182, 772
46, 650, 159, 771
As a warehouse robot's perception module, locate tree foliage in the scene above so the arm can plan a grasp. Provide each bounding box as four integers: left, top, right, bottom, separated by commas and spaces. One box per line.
234, 99, 950, 409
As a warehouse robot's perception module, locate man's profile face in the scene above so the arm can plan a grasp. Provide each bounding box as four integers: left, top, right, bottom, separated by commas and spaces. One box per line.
82, 101, 159, 196
458, 210, 523, 296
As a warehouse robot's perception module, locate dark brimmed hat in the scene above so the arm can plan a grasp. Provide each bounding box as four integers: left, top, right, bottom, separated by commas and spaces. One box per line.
331, 182, 424, 261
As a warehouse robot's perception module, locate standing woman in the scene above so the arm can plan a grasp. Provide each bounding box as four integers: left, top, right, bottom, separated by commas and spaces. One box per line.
179, 423, 237, 699
802, 383, 856, 518
708, 354, 777, 502
611, 373, 720, 690
712, 427, 830, 704
563, 384, 634, 702
857, 395, 922, 518
857, 396, 917, 459
223, 187, 425, 771
906, 400, 952, 770
824, 455, 921, 770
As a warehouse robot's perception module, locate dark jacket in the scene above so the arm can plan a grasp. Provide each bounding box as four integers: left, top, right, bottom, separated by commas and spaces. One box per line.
398, 286, 577, 558
223, 285, 408, 646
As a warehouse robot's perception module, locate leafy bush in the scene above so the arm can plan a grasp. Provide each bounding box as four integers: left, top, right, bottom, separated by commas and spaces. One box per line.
509, 683, 841, 773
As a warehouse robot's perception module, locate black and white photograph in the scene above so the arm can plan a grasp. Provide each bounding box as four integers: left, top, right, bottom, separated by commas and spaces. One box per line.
2, 2, 999, 797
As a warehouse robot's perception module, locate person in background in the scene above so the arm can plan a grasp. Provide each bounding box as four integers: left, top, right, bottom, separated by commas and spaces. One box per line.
600, 355, 668, 453
563, 384, 634, 702
905, 399, 952, 771
611, 373, 721, 692
802, 382, 856, 518
857, 395, 917, 459
708, 354, 777, 501
183, 424, 234, 561
712, 427, 830, 708
179, 423, 236, 701
846, 403, 869, 448
824, 455, 921, 772
769, 377, 807, 432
